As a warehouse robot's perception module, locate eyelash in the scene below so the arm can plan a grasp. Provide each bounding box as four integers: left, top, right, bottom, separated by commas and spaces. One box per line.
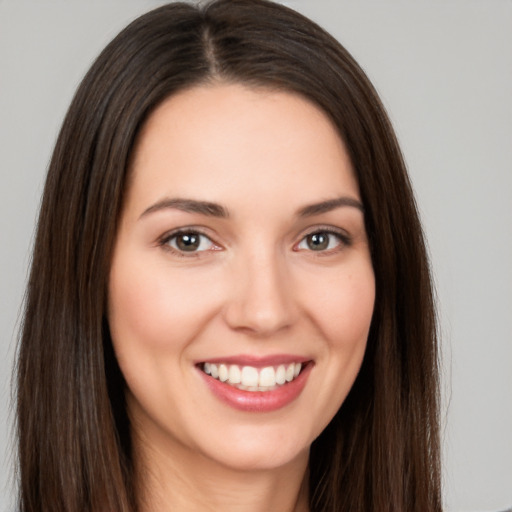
294, 227, 351, 254
158, 226, 351, 258
158, 228, 219, 258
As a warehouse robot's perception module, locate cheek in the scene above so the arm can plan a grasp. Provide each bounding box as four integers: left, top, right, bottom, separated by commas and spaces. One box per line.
107, 255, 222, 358
311, 263, 375, 347
291, 260, 375, 439
316, 263, 375, 404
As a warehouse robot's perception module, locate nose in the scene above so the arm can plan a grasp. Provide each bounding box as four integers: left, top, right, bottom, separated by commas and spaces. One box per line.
223, 251, 297, 337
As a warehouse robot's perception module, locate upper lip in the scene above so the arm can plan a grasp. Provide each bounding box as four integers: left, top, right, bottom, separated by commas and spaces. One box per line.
195, 354, 312, 367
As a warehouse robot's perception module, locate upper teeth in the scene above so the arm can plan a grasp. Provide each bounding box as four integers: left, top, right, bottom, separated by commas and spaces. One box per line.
202, 362, 302, 391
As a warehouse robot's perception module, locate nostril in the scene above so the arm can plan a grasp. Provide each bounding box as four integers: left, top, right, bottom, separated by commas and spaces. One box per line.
222, 258, 297, 335
223, 297, 295, 335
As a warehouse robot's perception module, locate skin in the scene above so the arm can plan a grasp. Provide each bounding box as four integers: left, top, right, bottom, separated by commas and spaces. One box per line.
108, 83, 375, 512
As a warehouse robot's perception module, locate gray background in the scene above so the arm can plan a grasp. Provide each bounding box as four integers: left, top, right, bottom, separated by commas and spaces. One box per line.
1, 1, 511, 510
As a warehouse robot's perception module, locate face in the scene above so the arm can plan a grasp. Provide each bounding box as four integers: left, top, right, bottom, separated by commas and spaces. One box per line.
108, 83, 375, 472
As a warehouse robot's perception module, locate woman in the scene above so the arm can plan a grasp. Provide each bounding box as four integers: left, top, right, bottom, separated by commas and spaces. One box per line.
16, 0, 441, 510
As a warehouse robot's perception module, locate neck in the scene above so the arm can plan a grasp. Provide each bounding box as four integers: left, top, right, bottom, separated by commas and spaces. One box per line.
133, 427, 310, 512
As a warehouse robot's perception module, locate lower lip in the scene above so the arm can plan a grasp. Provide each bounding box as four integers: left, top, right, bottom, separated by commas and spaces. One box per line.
199, 363, 313, 412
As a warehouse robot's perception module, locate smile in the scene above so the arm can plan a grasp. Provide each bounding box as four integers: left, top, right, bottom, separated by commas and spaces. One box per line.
201, 362, 302, 391
197, 356, 314, 412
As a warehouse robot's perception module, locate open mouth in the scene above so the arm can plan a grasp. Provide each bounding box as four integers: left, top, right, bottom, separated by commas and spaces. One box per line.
199, 361, 308, 392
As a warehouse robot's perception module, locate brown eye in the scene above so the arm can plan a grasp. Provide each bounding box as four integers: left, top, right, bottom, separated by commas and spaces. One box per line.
166, 231, 215, 253
176, 233, 200, 251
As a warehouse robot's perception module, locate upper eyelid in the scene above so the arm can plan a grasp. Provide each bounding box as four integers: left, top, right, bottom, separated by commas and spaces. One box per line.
158, 226, 216, 243
299, 225, 350, 240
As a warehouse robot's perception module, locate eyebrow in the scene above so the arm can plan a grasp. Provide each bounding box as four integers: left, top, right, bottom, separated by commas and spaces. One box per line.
297, 197, 364, 217
140, 196, 363, 220
140, 198, 229, 219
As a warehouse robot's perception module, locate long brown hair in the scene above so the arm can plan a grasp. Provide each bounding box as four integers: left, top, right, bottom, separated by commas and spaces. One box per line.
16, 1, 441, 510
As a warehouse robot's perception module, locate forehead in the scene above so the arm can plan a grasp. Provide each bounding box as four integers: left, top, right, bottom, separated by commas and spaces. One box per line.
126, 82, 360, 216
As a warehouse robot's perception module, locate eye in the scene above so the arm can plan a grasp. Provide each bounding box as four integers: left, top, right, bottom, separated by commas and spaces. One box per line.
296, 230, 348, 252
163, 230, 216, 253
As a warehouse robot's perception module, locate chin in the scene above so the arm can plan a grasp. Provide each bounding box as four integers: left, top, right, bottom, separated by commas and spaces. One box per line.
191, 422, 313, 472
